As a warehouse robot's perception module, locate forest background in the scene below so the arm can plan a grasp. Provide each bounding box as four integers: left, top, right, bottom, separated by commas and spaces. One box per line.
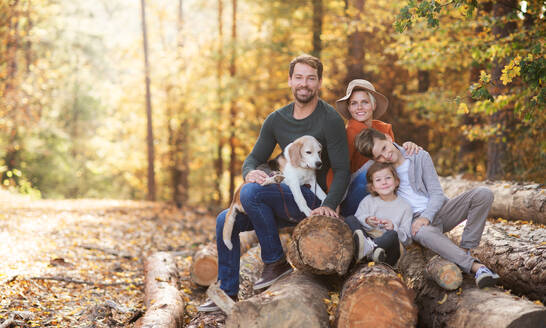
1, 0, 544, 209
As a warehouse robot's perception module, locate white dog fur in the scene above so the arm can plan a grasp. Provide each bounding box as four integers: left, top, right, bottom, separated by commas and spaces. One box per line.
222, 135, 326, 250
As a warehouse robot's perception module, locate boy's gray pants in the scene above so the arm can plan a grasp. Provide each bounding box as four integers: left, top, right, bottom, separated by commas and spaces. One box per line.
413, 187, 494, 273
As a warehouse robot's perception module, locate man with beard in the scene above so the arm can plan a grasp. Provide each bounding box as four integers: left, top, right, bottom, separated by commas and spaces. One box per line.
198, 54, 350, 312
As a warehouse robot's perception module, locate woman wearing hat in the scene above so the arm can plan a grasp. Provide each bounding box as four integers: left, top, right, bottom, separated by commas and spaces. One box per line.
327, 79, 420, 217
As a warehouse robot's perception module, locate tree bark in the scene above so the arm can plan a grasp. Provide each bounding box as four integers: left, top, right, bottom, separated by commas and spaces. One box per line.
217, 271, 330, 328
228, 0, 238, 203
135, 252, 184, 328
439, 176, 546, 224
140, 0, 156, 201
335, 263, 417, 328
215, 0, 225, 206
345, 0, 367, 84
311, 0, 323, 58
448, 221, 546, 303
486, 0, 517, 180
287, 215, 353, 275
190, 231, 258, 286
399, 245, 546, 328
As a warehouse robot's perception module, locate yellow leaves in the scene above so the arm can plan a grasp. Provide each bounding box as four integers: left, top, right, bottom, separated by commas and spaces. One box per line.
479, 70, 491, 84
456, 287, 462, 295
437, 293, 448, 304
534, 300, 544, 306
500, 56, 522, 85
457, 102, 469, 115
368, 262, 375, 267
508, 233, 520, 239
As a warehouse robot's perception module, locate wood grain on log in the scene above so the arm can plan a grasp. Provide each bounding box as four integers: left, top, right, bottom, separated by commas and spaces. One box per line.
425, 255, 463, 291
336, 263, 417, 328
224, 271, 330, 328
287, 215, 353, 275
399, 245, 546, 328
190, 231, 258, 286
136, 252, 184, 328
448, 221, 546, 303
439, 177, 545, 224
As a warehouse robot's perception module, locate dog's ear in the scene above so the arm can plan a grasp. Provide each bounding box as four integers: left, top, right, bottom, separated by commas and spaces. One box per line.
288, 140, 303, 167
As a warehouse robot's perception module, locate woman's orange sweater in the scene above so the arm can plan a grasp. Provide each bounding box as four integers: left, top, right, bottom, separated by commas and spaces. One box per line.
326, 119, 394, 190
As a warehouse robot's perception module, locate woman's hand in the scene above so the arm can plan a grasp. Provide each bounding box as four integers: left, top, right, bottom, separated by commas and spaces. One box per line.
402, 141, 422, 156
310, 206, 339, 218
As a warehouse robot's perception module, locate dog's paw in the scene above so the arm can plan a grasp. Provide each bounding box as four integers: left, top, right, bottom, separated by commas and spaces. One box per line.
260, 174, 285, 186
224, 239, 233, 251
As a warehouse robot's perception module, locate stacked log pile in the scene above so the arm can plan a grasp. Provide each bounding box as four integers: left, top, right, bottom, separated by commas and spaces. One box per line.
448, 220, 546, 303
399, 245, 546, 327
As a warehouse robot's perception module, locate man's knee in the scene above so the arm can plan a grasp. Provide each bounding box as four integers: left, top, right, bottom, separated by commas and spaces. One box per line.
239, 183, 261, 206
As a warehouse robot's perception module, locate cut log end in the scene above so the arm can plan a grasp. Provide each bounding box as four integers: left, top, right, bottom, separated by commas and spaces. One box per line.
288, 215, 353, 275
336, 264, 417, 328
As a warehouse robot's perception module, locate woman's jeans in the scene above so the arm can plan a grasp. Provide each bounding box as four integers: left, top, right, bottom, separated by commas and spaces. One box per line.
344, 215, 401, 266
340, 169, 369, 217
216, 182, 321, 296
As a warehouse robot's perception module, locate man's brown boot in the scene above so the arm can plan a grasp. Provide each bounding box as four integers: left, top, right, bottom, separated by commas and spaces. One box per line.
253, 257, 293, 290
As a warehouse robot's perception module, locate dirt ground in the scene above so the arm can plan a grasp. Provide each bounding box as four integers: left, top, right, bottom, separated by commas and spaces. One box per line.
0, 191, 217, 327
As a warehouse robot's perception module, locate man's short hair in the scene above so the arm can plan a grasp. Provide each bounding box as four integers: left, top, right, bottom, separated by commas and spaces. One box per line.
366, 162, 400, 196
355, 128, 387, 159
289, 54, 323, 80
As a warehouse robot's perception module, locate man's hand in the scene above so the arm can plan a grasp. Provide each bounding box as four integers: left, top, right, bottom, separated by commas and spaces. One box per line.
411, 217, 430, 236
245, 170, 269, 184
402, 141, 422, 156
310, 206, 339, 218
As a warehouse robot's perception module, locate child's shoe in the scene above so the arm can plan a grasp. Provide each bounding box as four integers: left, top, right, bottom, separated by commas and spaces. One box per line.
475, 266, 500, 288
353, 230, 386, 264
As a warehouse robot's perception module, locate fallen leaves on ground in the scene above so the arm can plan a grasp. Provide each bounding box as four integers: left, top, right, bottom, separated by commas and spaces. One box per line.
0, 195, 217, 327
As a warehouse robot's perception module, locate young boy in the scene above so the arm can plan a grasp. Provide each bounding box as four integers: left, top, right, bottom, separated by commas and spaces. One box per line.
353, 128, 500, 288
346, 162, 413, 266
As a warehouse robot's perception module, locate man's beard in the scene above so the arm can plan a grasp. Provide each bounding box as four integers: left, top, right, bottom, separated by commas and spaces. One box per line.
293, 88, 316, 104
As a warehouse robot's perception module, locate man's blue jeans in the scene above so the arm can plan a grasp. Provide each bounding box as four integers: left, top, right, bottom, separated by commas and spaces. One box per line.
340, 169, 369, 217
216, 182, 321, 296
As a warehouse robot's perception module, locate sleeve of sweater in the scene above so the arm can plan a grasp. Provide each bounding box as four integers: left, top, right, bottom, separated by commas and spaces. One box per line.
322, 113, 350, 210
242, 113, 277, 179
419, 151, 447, 222
354, 195, 374, 230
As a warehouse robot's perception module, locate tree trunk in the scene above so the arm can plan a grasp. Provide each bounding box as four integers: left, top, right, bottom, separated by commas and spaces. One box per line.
399, 245, 546, 328
287, 215, 353, 275
215, 0, 225, 206
345, 0, 367, 84
228, 0, 238, 203
140, 0, 156, 201
311, 0, 323, 59
448, 221, 546, 303
136, 252, 184, 328
214, 271, 330, 328
335, 263, 417, 328
190, 231, 259, 286
439, 176, 546, 224
486, 0, 517, 180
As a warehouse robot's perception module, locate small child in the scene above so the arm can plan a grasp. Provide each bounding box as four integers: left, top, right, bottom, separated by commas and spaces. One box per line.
344, 162, 413, 266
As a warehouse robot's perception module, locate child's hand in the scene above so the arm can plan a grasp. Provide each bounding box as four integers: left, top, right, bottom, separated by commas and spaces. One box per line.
366, 216, 380, 227
378, 219, 394, 230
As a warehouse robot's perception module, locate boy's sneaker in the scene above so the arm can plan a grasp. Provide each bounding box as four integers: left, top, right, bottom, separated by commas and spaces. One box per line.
353, 230, 386, 263
253, 257, 293, 290
475, 266, 500, 288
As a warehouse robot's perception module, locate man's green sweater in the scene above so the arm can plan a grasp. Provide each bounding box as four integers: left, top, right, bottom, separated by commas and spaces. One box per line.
242, 99, 350, 210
